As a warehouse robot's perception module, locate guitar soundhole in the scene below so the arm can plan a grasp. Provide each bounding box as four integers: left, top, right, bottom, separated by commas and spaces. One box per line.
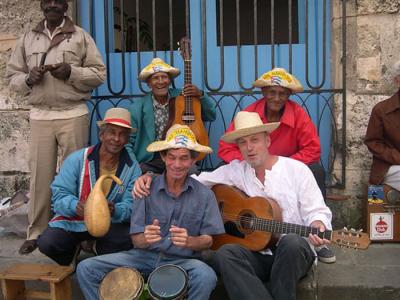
239, 212, 255, 230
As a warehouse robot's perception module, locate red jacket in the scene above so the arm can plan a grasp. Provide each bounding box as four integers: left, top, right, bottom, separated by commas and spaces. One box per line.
218, 98, 321, 164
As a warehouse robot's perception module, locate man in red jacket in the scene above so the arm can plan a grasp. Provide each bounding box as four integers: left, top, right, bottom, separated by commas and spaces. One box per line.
218, 68, 335, 263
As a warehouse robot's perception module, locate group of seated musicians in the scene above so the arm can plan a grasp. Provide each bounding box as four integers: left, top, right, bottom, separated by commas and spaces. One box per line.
36, 60, 334, 300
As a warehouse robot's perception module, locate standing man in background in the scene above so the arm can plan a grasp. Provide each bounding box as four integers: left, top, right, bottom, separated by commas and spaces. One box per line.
7, 0, 106, 254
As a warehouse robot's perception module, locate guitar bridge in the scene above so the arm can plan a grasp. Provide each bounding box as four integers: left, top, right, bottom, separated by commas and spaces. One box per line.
182, 115, 195, 122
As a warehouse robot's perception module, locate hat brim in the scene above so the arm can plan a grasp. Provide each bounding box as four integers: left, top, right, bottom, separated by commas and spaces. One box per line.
139, 69, 180, 82
146, 141, 213, 154
221, 122, 280, 144
252, 80, 304, 93
97, 121, 137, 133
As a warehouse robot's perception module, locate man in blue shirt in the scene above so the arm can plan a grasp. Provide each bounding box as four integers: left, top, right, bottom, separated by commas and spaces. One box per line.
77, 124, 225, 300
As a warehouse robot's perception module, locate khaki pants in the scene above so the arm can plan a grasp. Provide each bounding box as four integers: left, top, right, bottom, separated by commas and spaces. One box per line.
27, 115, 89, 240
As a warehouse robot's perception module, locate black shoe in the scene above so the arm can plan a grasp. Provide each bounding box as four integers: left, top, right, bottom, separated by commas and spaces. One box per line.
19, 239, 37, 255
316, 245, 336, 264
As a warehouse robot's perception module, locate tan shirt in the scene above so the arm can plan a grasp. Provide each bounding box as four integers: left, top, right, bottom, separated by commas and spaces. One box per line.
7, 17, 106, 120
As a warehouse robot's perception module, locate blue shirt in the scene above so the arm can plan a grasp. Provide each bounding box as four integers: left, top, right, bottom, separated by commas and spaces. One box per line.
130, 174, 225, 258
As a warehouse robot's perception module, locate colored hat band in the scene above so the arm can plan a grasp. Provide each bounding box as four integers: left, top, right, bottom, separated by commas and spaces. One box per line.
104, 118, 131, 126
146, 124, 212, 154
166, 127, 196, 144
262, 70, 293, 83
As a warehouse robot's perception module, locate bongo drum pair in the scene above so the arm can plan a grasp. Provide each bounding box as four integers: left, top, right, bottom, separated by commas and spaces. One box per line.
99, 264, 188, 300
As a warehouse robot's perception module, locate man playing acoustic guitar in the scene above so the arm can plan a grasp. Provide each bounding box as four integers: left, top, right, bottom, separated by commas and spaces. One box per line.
126, 58, 216, 174
134, 111, 332, 300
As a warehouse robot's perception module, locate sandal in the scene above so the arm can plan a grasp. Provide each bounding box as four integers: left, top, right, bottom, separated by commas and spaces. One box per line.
19, 239, 37, 255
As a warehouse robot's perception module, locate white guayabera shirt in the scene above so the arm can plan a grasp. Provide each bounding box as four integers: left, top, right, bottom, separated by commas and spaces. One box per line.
192, 156, 332, 255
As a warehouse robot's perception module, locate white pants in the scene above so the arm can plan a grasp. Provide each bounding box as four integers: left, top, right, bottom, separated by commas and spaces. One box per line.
384, 165, 400, 191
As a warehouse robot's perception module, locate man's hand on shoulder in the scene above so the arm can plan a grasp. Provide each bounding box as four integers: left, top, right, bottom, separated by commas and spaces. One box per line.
50, 63, 71, 80
308, 220, 331, 247
26, 67, 44, 86
133, 172, 153, 198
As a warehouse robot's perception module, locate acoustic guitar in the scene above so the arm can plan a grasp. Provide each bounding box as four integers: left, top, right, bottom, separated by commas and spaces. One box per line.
171, 37, 209, 161
211, 184, 371, 251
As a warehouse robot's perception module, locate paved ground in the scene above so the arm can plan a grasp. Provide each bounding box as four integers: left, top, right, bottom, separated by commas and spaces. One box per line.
1, 229, 400, 300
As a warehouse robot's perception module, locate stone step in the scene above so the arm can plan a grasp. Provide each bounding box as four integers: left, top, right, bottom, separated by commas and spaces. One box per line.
1, 232, 400, 300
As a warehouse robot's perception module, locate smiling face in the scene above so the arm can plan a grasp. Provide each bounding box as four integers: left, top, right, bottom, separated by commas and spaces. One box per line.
99, 124, 130, 155
237, 132, 270, 170
262, 86, 291, 115
147, 72, 171, 102
40, 0, 68, 26
161, 148, 196, 182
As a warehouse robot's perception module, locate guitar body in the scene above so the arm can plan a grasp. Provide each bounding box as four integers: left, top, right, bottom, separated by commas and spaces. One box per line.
172, 94, 209, 161
211, 184, 282, 251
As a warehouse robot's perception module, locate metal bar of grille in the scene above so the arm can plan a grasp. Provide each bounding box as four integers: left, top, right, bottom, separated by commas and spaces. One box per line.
186, 0, 190, 38
254, 0, 258, 79
202, 0, 224, 92
288, 0, 293, 73
305, 0, 327, 89
152, 0, 156, 55
270, 0, 275, 68
236, 0, 252, 90
136, 0, 147, 93
103, 0, 126, 95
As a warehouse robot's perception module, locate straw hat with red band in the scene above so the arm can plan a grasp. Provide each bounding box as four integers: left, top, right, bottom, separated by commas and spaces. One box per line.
97, 108, 136, 133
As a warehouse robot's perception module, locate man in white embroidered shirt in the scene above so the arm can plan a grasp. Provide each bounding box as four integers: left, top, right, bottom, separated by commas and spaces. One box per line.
134, 111, 332, 300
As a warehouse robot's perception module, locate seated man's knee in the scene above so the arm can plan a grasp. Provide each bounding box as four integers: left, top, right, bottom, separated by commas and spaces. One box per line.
277, 234, 305, 255
189, 260, 217, 289
37, 233, 55, 256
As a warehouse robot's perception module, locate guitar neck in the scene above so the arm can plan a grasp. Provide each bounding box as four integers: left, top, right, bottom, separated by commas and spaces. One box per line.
253, 217, 333, 240
183, 59, 193, 115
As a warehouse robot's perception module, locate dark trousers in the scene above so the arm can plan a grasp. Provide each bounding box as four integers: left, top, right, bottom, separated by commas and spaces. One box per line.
210, 234, 315, 300
308, 163, 326, 200
37, 223, 133, 266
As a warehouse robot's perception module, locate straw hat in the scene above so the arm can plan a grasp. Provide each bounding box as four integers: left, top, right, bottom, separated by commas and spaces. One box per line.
138, 58, 180, 82
253, 68, 304, 93
97, 108, 136, 132
147, 124, 212, 154
221, 111, 280, 143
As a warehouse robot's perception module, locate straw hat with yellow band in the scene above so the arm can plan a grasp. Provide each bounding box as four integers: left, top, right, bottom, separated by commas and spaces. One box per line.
253, 68, 304, 93
147, 124, 212, 154
97, 108, 136, 133
138, 58, 180, 82
221, 111, 280, 144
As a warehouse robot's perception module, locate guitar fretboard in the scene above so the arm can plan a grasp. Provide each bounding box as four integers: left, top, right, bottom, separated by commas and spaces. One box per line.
250, 216, 332, 240
183, 59, 193, 118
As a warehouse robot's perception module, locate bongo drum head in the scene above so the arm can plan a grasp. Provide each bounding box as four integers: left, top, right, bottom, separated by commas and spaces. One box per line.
148, 264, 188, 300
99, 267, 144, 300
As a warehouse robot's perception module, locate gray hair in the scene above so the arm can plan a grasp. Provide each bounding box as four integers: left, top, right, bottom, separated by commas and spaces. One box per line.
98, 124, 130, 139
98, 124, 108, 136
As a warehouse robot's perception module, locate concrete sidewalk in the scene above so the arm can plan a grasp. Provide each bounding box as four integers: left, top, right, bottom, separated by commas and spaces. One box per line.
1, 229, 400, 300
